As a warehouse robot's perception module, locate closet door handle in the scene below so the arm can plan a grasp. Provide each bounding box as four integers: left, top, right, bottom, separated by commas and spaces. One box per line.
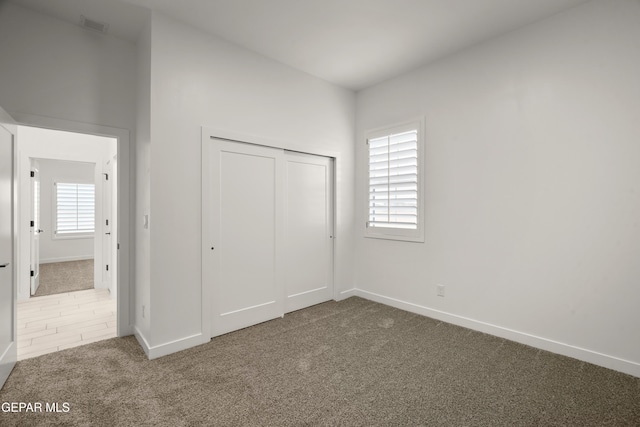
105, 232, 111, 235
0, 263, 9, 268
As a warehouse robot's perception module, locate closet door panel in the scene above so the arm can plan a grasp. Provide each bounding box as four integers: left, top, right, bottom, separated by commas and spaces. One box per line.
284, 152, 334, 313
210, 140, 284, 337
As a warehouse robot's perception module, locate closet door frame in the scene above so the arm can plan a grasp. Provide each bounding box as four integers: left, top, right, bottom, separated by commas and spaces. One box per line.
202, 127, 339, 339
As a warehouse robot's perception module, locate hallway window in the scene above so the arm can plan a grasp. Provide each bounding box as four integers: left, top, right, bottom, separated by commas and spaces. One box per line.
55, 182, 95, 235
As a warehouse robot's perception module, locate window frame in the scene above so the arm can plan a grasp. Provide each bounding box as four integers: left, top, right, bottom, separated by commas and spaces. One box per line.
364, 119, 425, 243
53, 181, 96, 240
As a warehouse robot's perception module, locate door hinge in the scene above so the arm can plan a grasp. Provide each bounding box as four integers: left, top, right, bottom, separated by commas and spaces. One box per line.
30, 220, 34, 227
30, 171, 34, 178
106, 219, 109, 226
30, 270, 34, 277
117, 243, 120, 250
106, 265, 109, 271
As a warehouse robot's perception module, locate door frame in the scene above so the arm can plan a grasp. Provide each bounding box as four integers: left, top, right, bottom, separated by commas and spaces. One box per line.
13, 113, 132, 337
103, 155, 117, 299
0, 107, 17, 389
201, 126, 340, 340
29, 160, 41, 295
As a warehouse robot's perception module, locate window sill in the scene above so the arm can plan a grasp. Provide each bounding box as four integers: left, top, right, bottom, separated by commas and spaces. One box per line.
53, 233, 95, 240
364, 228, 424, 243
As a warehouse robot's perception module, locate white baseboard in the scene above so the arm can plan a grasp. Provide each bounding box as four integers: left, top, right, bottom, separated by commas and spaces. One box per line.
335, 288, 356, 301
40, 255, 94, 264
133, 327, 210, 360
354, 289, 640, 378
133, 326, 151, 358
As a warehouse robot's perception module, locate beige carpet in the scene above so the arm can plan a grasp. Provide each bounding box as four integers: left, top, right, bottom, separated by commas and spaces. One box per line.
0, 297, 638, 426
34, 260, 94, 297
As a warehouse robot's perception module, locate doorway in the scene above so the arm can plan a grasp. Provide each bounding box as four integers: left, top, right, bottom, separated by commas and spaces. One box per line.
29, 159, 96, 297
17, 125, 118, 360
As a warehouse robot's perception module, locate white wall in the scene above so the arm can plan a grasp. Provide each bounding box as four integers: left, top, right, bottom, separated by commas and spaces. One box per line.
37, 159, 95, 263
136, 12, 355, 355
355, 0, 640, 376
17, 126, 116, 301
0, 2, 137, 132
135, 19, 152, 338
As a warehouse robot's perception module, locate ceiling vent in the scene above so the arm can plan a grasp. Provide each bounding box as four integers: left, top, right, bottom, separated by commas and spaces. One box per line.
80, 15, 109, 34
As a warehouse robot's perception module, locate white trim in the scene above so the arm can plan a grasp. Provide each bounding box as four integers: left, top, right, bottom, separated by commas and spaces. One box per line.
200, 130, 212, 341
134, 326, 210, 360
11, 112, 132, 339
133, 326, 151, 358
336, 288, 357, 301
354, 289, 640, 378
40, 255, 93, 264
203, 127, 341, 160
51, 233, 95, 240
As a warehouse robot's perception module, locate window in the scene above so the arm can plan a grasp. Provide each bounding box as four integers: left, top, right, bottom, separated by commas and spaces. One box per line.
366, 121, 424, 242
55, 182, 95, 236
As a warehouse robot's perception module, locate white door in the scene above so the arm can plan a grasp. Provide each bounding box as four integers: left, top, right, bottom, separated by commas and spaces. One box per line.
284, 152, 334, 313
0, 114, 17, 388
29, 160, 41, 295
102, 161, 112, 289
208, 140, 284, 337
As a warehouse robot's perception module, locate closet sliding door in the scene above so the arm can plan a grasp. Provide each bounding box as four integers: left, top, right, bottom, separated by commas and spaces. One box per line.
284, 152, 334, 313
205, 139, 334, 338
208, 140, 285, 337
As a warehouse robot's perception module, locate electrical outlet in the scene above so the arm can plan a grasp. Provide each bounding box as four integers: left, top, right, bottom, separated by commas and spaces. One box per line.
437, 284, 445, 297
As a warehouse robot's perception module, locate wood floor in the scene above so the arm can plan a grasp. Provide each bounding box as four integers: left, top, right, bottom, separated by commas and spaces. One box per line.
17, 288, 117, 360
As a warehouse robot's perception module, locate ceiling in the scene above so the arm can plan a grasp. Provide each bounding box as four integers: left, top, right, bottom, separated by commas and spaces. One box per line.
8, 0, 591, 91
7, 0, 149, 42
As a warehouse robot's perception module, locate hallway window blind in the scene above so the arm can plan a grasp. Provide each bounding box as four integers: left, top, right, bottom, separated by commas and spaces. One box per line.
366, 121, 424, 242
55, 183, 95, 235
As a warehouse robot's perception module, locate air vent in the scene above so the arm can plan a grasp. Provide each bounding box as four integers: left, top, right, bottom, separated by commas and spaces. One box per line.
80, 15, 109, 34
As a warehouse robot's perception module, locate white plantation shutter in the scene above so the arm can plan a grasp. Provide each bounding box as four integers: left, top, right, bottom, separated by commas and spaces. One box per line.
366, 121, 424, 242
56, 183, 95, 234
369, 129, 418, 229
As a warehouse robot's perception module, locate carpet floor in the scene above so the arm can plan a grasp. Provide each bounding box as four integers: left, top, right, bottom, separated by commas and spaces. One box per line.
34, 260, 94, 297
0, 297, 638, 426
